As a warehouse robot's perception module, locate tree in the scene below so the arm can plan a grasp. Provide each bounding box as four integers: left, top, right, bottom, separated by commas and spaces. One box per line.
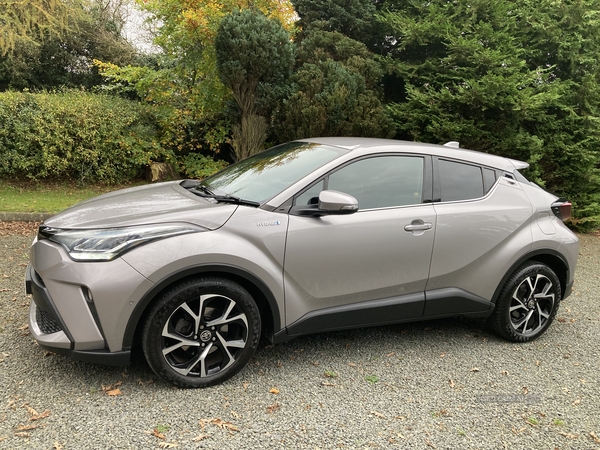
275, 27, 394, 142
377, 0, 600, 228
0, 0, 80, 56
291, 0, 377, 43
215, 8, 294, 159
0, 0, 138, 90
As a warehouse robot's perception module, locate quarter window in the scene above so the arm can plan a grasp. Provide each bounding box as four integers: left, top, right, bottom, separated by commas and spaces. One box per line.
438, 159, 484, 201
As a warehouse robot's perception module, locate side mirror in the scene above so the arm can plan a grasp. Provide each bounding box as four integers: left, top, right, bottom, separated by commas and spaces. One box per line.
318, 190, 359, 214
293, 190, 359, 216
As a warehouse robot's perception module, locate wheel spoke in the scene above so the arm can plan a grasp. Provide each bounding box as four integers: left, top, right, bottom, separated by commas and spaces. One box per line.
513, 309, 534, 332
205, 298, 248, 328
179, 302, 201, 335
215, 332, 240, 371
171, 343, 213, 376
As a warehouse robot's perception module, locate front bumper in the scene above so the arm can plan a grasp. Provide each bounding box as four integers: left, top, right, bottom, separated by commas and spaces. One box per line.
26, 264, 131, 366
25, 236, 154, 366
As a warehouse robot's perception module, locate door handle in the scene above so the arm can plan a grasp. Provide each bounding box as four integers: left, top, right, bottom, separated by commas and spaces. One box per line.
404, 221, 433, 232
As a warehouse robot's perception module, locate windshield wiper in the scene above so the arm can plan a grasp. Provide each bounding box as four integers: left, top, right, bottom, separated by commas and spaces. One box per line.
189, 186, 260, 208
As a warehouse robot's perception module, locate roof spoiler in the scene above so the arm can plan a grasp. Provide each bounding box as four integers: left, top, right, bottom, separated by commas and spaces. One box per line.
509, 159, 529, 170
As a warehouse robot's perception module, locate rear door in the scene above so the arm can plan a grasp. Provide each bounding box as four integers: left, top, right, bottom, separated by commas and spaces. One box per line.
425, 158, 533, 315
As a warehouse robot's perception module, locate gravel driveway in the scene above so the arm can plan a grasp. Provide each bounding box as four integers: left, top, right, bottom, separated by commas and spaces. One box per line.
1, 225, 599, 449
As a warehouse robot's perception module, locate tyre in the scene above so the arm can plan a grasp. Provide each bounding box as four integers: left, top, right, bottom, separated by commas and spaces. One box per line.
488, 262, 561, 342
142, 277, 261, 388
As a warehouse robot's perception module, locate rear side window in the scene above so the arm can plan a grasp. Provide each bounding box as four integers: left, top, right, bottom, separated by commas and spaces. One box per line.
439, 159, 486, 202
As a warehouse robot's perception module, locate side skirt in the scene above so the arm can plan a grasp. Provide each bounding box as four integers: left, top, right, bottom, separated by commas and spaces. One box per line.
274, 289, 493, 344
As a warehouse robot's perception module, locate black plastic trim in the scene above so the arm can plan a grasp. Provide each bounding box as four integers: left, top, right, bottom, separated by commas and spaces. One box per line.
26, 264, 75, 345
122, 264, 282, 350
423, 288, 491, 317
71, 349, 131, 366
283, 293, 425, 339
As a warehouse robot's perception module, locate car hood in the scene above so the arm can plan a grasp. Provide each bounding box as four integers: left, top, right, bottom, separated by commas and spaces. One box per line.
43, 181, 238, 230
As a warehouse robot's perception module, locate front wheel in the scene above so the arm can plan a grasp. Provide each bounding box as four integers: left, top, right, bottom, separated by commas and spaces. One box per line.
142, 277, 261, 388
488, 262, 561, 342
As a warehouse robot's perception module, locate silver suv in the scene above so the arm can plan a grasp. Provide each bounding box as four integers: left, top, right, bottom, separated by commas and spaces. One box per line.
26, 138, 579, 388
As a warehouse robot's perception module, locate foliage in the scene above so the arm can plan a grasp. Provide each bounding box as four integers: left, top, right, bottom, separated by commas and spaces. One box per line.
0, 90, 164, 184
377, 0, 600, 230
178, 152, 228, 179
0, 0, 80, 56
275, 28, 394, 142
0, 0, 138, 90
95, 0, 297, 157
291, 0, 377, 43
215, 8, 294, 159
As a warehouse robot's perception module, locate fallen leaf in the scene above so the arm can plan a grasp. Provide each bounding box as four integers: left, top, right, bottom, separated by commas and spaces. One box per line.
321, 381, 335, 387
448, 379, 455, 388
572, 398, 582, 405
15, 424, 38, 431
152, 429, 166, 440
18, 324, 28, 331
14, 432, 29, 438
53, 443, 64, 450
193, 434, 209, 442
242, 381, 250, 390
210, 418, 239, 431
158, 443, 178, 448
29, 410, 50, 421
269, 387, 279, 395
266, 403, 280, 414
470, 367, 480, 372
386, 352, 396, 357
25, 405, 38, 417
371, 411, 386, 419
522, 386, 529, 395
348, 363, 357, 367
425, 438, 437, 448
106, 388, 122, 396
395, 416, 407, 421
559, 431, 578, 439
590, 431, 600, 443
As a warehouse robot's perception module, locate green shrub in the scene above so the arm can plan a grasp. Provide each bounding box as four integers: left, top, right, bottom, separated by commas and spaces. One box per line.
178, 153, 228, 179
0, 90, 164, 184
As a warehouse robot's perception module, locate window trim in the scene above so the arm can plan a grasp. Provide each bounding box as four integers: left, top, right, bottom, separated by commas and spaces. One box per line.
289, 153, 433, 214
432, 157, 500, 204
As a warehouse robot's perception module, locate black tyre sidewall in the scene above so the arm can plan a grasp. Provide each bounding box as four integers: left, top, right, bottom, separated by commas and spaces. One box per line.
489, 263, 561, 342
142, 277, 261, 388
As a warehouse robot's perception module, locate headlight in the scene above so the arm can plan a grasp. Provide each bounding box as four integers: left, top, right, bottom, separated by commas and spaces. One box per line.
40, 224, 204, 261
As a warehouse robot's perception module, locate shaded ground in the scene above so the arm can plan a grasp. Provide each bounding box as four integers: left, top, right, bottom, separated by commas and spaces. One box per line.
0, 227, 599, 449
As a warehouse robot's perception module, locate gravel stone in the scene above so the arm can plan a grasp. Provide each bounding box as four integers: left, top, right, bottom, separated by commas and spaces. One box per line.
1, 230, 599, 449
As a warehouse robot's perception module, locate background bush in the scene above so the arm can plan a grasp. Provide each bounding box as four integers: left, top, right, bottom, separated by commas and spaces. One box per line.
0, 90, 167, 184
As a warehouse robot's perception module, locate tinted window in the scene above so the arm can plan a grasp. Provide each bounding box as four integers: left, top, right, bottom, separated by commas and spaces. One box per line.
483, 168, 497, 193
439, 159, 483, 201
327, 156, 424, 209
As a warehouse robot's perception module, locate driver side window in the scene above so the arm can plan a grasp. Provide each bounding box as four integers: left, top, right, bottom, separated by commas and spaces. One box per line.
294, 156, 425, 209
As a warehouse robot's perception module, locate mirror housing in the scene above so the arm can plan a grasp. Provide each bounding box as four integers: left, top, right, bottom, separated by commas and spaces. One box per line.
293, 190, 359, 216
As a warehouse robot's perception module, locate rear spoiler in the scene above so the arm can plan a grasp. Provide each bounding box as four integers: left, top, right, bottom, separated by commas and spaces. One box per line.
509, 159, 529, 170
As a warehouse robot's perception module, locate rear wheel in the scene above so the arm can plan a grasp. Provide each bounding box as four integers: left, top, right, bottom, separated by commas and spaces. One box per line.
489, 262, 561, 342
142, 277, 261, 388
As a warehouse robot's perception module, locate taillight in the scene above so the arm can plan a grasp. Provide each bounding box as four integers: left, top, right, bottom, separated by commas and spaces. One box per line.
551, 198, 572, 221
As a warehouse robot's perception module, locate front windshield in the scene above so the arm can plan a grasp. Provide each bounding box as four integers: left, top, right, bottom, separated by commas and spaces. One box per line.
202, 142, 348, 203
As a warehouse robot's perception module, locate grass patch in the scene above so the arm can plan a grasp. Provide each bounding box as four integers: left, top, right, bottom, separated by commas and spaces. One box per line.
0, 180, 146, 214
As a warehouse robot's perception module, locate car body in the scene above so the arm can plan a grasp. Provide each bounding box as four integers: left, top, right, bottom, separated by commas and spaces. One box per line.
26, 137, 579, 387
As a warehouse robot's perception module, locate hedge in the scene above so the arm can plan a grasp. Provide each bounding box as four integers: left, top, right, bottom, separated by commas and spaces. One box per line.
0, 90, 165, 184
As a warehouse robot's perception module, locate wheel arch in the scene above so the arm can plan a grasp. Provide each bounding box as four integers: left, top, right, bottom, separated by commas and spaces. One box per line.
491, 249, 570, 305
122, 264, 281, 351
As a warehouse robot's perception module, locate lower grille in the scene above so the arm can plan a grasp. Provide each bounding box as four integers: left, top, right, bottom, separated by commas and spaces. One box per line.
36, 307, 63, 334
